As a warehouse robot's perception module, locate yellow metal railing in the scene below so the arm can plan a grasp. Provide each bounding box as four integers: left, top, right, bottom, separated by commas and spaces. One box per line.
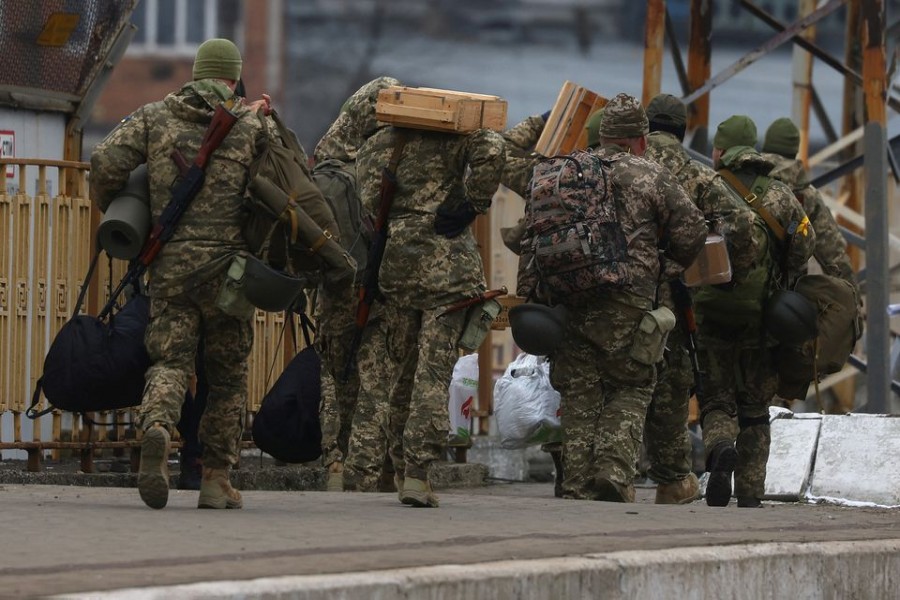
0, 159, 294, 471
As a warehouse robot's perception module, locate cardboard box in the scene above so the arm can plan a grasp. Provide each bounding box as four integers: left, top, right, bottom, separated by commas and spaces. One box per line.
375, 86, 507, 133
683, 233, 733, 287
492, 295, 525, 330
534, 81, 608, 156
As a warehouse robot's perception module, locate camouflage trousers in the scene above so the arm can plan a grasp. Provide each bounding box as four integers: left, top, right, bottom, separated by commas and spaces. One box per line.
550, 295, 656, 501
644, 328, 695, 485
695, 328, 778, 499
353, 301, 466, 482
317, 325, 362, 470
140, 280, 253, 469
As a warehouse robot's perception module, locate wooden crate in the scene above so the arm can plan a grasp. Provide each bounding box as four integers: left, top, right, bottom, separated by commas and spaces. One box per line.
534, 81, 607, 157
376, 86, 507, 133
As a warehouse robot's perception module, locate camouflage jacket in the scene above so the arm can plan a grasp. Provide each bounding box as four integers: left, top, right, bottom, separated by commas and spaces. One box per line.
763, 152, 855, 285
90, 80, 263, 297
718, 147, 816, 286
314, 76, 400, 164
501, 114, 546, 198
355, 126, 506, 308
585, 143, 706, 302
646, 132, 764, 283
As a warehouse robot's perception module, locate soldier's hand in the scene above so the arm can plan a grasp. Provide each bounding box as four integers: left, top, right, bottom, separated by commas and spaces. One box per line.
434, 201, 478, 238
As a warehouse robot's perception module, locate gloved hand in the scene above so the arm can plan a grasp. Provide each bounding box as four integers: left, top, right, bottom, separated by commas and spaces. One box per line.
434, 201, 479, 238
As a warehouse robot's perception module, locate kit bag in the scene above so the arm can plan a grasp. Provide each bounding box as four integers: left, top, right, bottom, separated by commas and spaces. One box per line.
775, 273, 861, 399
251, 316, 322, 463
517, 150, 628, 302
28, 254, 150, 418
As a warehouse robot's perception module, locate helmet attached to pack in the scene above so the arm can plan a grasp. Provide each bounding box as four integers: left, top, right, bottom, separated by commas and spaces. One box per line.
241, 255, 306, 312
764, 289, 818, 344
508, 304, 568, 356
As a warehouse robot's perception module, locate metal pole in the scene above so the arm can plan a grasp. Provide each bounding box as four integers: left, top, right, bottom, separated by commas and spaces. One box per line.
863, 122, 890, 413
642, 0, 666, 107
686, 0, 711, 154
791, 0, 816, 165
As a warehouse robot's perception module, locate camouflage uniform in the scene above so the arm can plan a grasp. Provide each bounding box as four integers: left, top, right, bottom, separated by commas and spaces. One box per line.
762, 154, 854, 285
525, 94, 706, 503
353, 124, 506, 502
501, 114, 546, 198
313, 77, 399, 489
90, 79, 261, 470
698, 120, 816, 506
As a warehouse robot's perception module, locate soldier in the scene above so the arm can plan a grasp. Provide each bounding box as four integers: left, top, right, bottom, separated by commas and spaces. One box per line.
538, 93, 706, 503
90, 39, 265, 510
313, 76, 402, 493
761, 117, 855, 285
351, 115, 506, 507
697, 115, 815, 508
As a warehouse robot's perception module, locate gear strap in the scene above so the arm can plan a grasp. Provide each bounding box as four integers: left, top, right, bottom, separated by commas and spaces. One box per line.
717, 168, 786, 243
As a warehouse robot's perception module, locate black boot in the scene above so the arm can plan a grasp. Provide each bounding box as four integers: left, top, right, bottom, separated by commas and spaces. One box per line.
705, 441, 737, 507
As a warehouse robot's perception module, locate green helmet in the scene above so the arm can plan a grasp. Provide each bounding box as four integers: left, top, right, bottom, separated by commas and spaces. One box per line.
241, 255, 306, 312
508, 304, 568, 356
192, 38, 242, 81
764, 289, 818, 344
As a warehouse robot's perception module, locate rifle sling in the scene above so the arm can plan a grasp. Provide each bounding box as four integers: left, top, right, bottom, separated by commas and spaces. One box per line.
718, 168, 786, 243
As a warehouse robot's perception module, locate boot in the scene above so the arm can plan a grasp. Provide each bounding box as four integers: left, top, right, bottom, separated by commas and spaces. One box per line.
655, 473, 700, 504
706, 441, 737, 507
394, 474, 405, 502
198, 467, 243, 509
326, 462, 344, 492
138, 422, 171, 510
737, 495, 762, 508
400, 477, 439, 508
177, 455, 203, 491
596, 478, 635, 503
550, 449, 564, 499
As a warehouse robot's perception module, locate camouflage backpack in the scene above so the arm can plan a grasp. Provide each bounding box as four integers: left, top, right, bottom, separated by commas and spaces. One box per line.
517, 150, 628, 302
311, 158, 370, 281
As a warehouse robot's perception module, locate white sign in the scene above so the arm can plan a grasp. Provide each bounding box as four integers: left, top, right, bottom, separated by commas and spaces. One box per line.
0, 130, 14, 178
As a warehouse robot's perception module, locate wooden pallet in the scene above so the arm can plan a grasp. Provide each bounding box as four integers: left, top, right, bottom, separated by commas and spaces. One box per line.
534, 81, 607, 156
376, 86, 507, 133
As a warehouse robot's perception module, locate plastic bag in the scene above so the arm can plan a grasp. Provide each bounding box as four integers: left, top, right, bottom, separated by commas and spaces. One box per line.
448, 353, 478, 445
493, 353, 562, 449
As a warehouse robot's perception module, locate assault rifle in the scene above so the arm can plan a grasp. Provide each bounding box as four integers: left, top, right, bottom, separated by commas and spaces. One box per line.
670, 278, 703, 397
342, 133, 408, 382
100, 101, 239, 318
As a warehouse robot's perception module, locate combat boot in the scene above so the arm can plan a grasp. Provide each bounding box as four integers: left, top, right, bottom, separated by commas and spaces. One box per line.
596, 478, 635, 502
198, 467, 243, 509
326, 462, 344, 492
400, 477, 439, 508
705, 441, 737, 507
655, 473, 700, 504
138, 422, 171, 510
394, 474, 404, 502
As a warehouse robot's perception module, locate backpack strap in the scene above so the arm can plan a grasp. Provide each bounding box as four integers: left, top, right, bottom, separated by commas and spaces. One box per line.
718, 169, 785, 243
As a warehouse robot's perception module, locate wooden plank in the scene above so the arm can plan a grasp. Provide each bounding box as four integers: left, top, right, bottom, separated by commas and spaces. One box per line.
535, 81, 607, 156
0, 182, 11, 413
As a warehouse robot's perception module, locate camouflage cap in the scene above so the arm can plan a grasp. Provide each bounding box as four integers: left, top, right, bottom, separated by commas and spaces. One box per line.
646, 93, 687, 127
192, 38, 242, 81
599, 93, 649, 139
762, 117, 800, 158
713, 115, 758, 150
584, 108, 604, 147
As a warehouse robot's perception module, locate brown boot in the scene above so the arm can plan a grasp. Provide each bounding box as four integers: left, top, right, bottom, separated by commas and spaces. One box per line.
138, 422, 171, 510
400, 477, 439, 507
198, 467, 243, 509
326, 462, 344, 492
655, 473, 701, 504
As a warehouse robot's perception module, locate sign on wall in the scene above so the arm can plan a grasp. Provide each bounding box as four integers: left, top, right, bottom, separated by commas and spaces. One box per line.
0, 130, 14, 178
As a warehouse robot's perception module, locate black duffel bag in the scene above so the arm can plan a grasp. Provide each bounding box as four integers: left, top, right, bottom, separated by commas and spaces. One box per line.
27, 255, 150, 418
252, 317, 322, 463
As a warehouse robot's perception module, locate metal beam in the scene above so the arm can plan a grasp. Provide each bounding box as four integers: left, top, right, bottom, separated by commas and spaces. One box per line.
643, 0, 666, 107
686, 0, 712, 154
682, 0, 846, 106
809, 131, 900, 188
810, 85, 839, 145
665, 7, 691, 96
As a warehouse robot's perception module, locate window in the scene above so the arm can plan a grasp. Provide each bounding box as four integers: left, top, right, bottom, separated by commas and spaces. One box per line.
127, 0, 241, 56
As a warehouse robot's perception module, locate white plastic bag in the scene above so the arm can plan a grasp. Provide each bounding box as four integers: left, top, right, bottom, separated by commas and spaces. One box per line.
493, 353, 561, 449
448, 353, 478, 445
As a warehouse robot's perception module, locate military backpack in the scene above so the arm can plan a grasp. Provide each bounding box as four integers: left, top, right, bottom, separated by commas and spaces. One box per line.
311, 158, 370, 281
517, 150, 629, 302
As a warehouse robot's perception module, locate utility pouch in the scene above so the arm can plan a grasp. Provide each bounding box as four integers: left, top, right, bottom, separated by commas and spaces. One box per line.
215, 255, 256, 320
629, 306, 677, 366
458, 299, 503, 351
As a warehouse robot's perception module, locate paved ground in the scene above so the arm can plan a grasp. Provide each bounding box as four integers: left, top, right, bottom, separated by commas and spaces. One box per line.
1, 479, 898, 598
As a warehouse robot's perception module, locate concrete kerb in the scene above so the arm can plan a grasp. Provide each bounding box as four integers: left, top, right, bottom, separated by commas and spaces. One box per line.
55, 539, 900, 600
